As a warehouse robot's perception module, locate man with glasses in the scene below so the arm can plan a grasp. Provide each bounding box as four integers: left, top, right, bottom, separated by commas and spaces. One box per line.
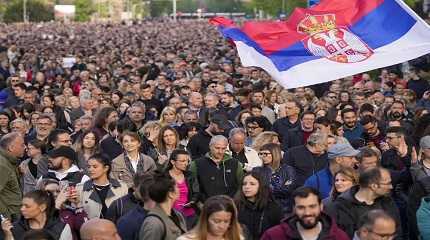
286, 111, 315, 149
354, 210, 396, 240
325, 167, 402, 239
245, 116, 271, 147
361, 115, 388, 152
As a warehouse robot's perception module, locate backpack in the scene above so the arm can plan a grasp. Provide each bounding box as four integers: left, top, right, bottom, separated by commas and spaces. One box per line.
116, 206, 166, 240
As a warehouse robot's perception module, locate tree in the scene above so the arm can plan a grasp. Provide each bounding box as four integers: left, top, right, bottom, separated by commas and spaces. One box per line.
3, 0, 54, 23
75, 0, 94, 22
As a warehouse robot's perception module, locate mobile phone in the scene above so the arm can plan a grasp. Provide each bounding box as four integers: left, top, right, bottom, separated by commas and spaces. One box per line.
59, 180, 69, 191
0, 214, 6, 222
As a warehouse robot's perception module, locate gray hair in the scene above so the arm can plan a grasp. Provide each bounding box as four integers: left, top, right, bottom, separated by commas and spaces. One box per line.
0, 132, 21, 150
209, 135, 228, 146
307, 132, 328, 146
228, 128, 246, 140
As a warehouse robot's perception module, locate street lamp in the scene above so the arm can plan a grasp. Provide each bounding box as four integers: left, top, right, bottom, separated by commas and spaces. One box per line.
173, 0, 177, 22
23, 0, 27, 22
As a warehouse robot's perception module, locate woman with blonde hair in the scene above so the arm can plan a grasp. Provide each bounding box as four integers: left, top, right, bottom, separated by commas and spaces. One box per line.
159, 106, 179, 127
178, 195, 244, 240
252, 131, 280, 152
323, 167, 359, 205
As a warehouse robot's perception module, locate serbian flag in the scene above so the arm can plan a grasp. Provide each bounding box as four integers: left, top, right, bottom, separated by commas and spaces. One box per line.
210, 0, 430, 89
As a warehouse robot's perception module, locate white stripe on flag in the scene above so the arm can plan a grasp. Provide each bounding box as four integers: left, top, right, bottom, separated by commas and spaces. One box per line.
235, 21, 430, 89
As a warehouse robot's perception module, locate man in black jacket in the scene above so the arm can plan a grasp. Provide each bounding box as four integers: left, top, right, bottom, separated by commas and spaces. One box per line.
325, 167, 402, 239
188, 112, 230, 160
284, 132, 328, 186
286, 111, 315, 149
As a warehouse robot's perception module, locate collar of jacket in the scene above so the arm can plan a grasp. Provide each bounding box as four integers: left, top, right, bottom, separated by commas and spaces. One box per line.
83, 178, 121, 191
282, 211, 337, 239
204, 152, 232, 163
0, 148, 18, 165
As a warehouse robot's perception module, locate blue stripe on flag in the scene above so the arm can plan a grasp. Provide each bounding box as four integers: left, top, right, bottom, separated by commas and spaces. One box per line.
350, 0, 416, 49
219, 0, 417, 72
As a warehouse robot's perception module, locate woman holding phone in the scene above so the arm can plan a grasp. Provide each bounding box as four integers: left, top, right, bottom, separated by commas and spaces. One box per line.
167, 149, 199, 228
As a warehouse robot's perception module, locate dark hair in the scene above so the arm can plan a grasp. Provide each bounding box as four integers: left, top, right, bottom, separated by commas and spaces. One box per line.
166, 149, 189, 171
22, 229, 55, 240
138, 173, 155, 202
245, 116, 272, 131
250, 103, 262, 111
88, 153, 111, 176
23, 190, 57, 219
385, 126, 405, 137
48, 129, 69, 145
357, 147, 379, 163
315, 116, 331, 127
359, 167, 386, 188
148, 171, 176, 203
360, 103, 375, 114
107, 121, 117, 132
93, 107, 117, 129
28, 139, 46, 154
301, 110, 316, 120
120, 131, 141, 144
14, 82, 27, 90
292, 186, 322, 205
360, 115, 377, 126
235, 171, 272, 210
341, 108, 356, 118
179, 122, 201, 140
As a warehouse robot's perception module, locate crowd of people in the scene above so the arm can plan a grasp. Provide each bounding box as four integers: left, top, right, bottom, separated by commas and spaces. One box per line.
0, 19, 429, 240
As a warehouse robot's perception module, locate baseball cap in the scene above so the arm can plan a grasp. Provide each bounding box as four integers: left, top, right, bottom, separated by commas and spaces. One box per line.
48, 146, 78, 163
420, 136, 430, 149
328, 143, 360, 159
210, 113, 230, 130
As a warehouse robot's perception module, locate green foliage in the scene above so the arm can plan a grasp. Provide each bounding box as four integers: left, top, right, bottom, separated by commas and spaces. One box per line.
250, 0, 315, 17
75, 0, 94, 22
150, 0, 171, 17
204, 0, 244, 12
3, 0, 54, 23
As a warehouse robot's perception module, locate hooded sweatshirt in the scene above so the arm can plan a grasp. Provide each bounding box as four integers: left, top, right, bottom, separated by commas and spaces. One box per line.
261, 212, 349, 240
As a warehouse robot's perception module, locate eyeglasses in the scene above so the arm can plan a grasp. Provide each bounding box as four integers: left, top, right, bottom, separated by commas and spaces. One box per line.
246, 125, 260, 130
258, 152, 272, 156
385, 135, 399, 140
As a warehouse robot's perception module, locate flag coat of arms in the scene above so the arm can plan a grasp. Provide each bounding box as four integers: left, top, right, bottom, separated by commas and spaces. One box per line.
210, 0, 430, 89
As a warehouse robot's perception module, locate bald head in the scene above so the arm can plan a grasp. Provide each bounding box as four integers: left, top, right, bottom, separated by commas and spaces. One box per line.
80, 219, 121, 240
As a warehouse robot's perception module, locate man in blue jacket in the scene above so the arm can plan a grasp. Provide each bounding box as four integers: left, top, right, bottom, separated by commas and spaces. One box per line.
304, 143, 359, 199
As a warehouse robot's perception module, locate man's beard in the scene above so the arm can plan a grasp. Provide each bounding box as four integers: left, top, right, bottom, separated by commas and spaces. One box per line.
48, 163, 62, 171
298, 215, 321, 229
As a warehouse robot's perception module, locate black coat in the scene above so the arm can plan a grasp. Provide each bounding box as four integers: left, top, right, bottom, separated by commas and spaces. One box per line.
283, 145, 328, 186
407, 176, 430, 240
237, 200, 283, 240
12, 214, 67, 240
324, 185, 402, 239
105, 189, 142, 224
286, 128, 305, 149
187, 130, 212, 160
